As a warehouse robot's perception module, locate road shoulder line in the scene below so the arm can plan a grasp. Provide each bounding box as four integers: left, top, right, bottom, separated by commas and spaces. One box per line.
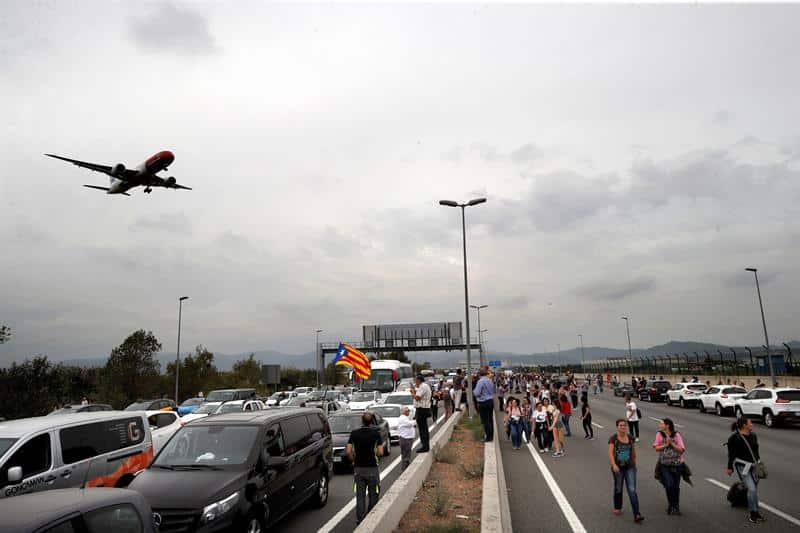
525, 441, 588, 533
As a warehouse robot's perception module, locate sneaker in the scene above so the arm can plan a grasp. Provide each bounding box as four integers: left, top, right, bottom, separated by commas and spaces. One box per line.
672, 507, 682, 516
635, 438, 640, 442
748, 513, 759, 524
589, 437, 595, 440
634, 515, 645, 523
613, 509, 623, 516
539, 449, 545, 454
755, 512, 766, 522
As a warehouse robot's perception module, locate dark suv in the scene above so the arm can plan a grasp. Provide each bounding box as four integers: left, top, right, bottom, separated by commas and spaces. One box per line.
638, 380, 672, 402
129, 408, 332, 532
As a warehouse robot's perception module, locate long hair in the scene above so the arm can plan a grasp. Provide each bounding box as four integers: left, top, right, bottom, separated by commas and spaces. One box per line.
731, 418, 749, 432
662, 418, 676, 436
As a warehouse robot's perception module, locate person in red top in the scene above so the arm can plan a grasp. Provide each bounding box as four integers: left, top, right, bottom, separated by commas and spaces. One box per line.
560, 394, 573, 437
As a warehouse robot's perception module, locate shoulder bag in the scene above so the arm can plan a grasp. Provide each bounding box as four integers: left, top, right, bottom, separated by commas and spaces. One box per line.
739, 433, 767, 479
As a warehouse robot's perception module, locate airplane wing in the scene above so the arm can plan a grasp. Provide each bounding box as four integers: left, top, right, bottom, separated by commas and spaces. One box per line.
45, 154, 112, 174
150, 176, 192, 190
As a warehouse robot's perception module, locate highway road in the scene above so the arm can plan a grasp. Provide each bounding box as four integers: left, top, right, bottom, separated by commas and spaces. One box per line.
271, 413, 447, 533
501, 389, 800, 532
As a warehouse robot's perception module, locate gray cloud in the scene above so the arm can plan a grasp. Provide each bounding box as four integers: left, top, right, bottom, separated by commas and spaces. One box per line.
497, 295, 529, 310
128, 2, 218, 56
510, 143, 541, 164
131, 212, 192, 235
712, 109, 734, 127
576, 278, 657, 302
722, 271, 779, 289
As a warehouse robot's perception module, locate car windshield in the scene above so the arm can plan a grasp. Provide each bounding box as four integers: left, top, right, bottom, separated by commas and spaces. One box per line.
125, 402, 152, 411
385, 395, 412, 405
154, 425, 258, 467
687, 384, 706, 391
217, 403, 244, 414
0, 438, 17, 458
351, 392, 375, 402
723, 387, 747, 394
193, 403, 221, 414
206, 391, 236, 402
329, 416, 363, 433
180, 398, 203, 407
372, 406, 401, 418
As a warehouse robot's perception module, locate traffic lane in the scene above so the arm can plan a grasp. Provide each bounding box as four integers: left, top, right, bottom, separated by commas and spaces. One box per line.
271, 415, 445, 533
588, 392, 800, 521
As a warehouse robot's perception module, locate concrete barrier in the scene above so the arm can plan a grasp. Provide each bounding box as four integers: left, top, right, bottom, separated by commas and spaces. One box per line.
354, 410, 463, 533
481, 413, 513, 533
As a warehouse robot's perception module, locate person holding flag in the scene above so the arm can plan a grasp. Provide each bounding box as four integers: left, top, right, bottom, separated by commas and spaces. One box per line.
334, 343, 372, 381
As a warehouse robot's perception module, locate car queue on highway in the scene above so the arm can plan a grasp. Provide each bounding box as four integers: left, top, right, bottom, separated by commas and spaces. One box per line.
0, 377, 451, 533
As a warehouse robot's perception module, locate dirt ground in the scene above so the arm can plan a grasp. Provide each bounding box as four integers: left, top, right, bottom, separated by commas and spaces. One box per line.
394, 414, 485, 533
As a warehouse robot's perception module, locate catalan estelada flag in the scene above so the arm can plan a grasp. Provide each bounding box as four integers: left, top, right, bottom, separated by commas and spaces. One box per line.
334, 343, 371, 380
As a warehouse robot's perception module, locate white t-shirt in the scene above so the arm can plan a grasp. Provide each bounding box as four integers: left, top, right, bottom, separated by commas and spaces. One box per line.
626, 401, 639, 422
414, 383, 432, 409
396, 414, 416, 439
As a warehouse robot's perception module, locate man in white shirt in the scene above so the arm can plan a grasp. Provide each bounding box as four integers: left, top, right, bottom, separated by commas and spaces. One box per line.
411, 375, 432, 453
625, 394, 640, 442
396, 406, 416, 470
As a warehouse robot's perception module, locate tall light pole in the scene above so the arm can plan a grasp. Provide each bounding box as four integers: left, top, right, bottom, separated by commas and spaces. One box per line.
471, 304, 488, 367
175, 296, 189, 403
745, 268, 775, 386
480, 329, 488, 359
315, 329, 323, 388
621, 316, 633, 376
578, 334, 585, 371
440, 197, 487, 418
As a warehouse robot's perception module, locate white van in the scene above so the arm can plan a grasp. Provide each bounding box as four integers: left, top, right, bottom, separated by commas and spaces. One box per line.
0, 411, 153, 499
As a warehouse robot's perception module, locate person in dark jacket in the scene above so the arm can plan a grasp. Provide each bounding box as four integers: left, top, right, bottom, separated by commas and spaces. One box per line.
726, 418, 764, 523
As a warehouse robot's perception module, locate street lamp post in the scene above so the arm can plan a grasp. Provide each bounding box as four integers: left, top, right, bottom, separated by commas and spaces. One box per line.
315, 329, 323, 387
175, 296, 189, 404
621, 316, 633, 377
480, 329, 488, 358
440, 197, 487, 418
470, 304, 488, 367
745, 268, 775, 386
578, 334, 585, 371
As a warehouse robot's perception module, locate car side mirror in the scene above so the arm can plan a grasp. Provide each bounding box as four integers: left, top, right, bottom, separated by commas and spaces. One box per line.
7, 466, 22, 483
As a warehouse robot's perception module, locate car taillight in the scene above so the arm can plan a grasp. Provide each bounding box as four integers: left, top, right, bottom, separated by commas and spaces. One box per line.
776, 398, 790, 404
650, 387, 656, 392
686, 391, 694, 395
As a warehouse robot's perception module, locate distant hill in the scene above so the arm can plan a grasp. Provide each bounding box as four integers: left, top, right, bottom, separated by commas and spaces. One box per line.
61, 350, 316, 372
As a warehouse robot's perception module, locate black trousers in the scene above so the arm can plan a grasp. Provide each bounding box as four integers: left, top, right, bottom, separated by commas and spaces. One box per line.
415, 407, 431, 450
583, 416, 594, 437
478, 400, 494, 441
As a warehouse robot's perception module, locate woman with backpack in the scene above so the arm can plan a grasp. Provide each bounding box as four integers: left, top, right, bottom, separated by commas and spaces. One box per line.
506, 397, 524, 450
653, 418, 685, 515
727, 417, 765, 523
608, 419, 645, 523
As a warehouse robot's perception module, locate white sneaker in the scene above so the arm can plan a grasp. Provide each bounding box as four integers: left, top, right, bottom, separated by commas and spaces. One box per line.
539, 449, 545, 454
635, 438, 640, 442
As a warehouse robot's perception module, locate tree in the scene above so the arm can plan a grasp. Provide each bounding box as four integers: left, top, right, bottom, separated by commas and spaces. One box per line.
165, 345, 222, 401
101, 330, 162, 408
227, 354, 262, 389
0, 324, 11, 344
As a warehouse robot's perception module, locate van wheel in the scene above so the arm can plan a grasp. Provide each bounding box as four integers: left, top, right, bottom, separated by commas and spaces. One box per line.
310, 470, 329, 508
245, 512, 265, 533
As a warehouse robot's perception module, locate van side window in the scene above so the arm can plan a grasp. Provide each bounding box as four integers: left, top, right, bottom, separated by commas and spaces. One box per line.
307, 414, 324, 442
42, 519, 79, 533
60, 418, 146, 465
265, 425, 285, 457
281, 416, 311, 455
149, 413, 176, 429
0, 433, 52, 488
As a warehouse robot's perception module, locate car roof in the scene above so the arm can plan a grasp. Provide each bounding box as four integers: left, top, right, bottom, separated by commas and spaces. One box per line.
0, 488, 149, 531
189, 408, 323, 426
0, 411, 145, 439
145, 410, 178, 417
209, 388, 255, 393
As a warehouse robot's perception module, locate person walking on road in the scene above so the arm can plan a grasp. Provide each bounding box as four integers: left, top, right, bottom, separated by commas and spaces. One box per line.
506, 397, 524, 449
608, 419, 644, 523
581, 397, 594, 439
533, 402, 549, 452
474, 368, 496, 442
396, 406, 416, 471
625, 394, 640, 442
443, 386, 454, 420
727, 417, 765, 523
347, 411, 385, 525
560, 394, 573, 437
497, 382, 506, 411
653, 418, 686, 515
453, 369, 464, 411
549, 401, 565, 457
520, 397, 532, 444
411, 375, 432, 453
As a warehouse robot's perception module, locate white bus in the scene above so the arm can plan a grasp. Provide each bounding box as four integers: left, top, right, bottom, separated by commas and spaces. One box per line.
359, 359, 414, 395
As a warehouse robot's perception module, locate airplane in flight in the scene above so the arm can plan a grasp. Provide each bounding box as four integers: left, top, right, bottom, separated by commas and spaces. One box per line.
44, 151, 191, 195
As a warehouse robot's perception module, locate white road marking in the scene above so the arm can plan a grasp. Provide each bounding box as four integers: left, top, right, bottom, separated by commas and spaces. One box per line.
591, 422, 604, 429
525, 441, 588, 533
317, 414, 446, 533
705, 478, 800, 527
647, 416, 684, 428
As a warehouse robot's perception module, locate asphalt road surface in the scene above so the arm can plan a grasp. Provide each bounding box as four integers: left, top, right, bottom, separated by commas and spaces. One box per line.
501, 389, 800, 532
271, 413, 447, 533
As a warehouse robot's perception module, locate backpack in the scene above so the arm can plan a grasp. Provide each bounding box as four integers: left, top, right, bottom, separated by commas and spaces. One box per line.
612, 435, 633, 467
727, 482, 748, 507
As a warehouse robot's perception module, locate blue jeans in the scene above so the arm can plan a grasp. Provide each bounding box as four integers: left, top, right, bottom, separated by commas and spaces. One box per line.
659, 463, 683, 509
510, 420, 522, 448
613, 465, 641, 518
735, 463, 760, 513
520, 419, 531, 443
562, 414, 571, 436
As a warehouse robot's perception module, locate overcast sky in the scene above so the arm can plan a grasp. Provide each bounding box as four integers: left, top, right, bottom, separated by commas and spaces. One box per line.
2, 2, 799, 363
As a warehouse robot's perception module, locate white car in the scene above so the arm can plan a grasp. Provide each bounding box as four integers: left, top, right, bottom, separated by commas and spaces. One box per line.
294, 387, 313, 395
734, 387, 800, 428
381, 392, 416, 418
698, 385, 748, 416
179, 401, 222, 425
214, 399, 266, 414
349, 391, 381, 411
370, 403, 414, 442
279, 392, 308, 406
666, 383, 708, 408
266, 391, 290, 406
146, 410, 181, 454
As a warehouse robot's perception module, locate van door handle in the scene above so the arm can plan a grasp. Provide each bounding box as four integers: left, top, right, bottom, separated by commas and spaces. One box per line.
44, 475, 57, 484
61, 470, 72, 478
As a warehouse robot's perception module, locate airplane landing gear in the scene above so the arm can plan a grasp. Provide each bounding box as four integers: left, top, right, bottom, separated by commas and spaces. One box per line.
144, 187, 152, 194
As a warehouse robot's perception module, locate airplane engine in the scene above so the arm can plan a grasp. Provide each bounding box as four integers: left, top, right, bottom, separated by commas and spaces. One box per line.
111, 163, 126, 177
166, 176, 176, 187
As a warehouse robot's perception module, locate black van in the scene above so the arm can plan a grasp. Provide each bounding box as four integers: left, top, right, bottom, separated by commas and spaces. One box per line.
128, 408, 332, 533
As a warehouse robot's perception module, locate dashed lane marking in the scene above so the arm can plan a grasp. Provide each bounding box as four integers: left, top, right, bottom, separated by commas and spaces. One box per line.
525, 441, 588, 533
706, 478, 800, 528
647, 415, 684, 428
591, 422, 604, 429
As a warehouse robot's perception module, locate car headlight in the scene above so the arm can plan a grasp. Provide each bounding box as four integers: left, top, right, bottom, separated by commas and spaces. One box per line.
201, 491, 240, 524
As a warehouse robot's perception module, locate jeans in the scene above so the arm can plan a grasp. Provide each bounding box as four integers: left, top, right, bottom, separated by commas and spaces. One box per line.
735, 462, 760, 513
415, 407, 431, 450
478, 400, 494, 441
628, 420, 639, 440
509, 419, 522, 448
399, 437, 413, 471
612, 465, 641, 518
659, 463, 683, 509
582, 417, 594, 438
562, 414, 572, 436
354, 467, 380, 523
521, 419, 531, 443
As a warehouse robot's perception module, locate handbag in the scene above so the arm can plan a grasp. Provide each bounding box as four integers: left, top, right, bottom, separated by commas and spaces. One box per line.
739, 433, 767, 479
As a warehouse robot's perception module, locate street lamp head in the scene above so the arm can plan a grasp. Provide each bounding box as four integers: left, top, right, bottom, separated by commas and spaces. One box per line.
439, 200, 459, 207
179, 296, 189, 301
620, 316, 628, 320
745, 267, 757, 272
316, 329, 323, 333
467, 197, 487, 206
